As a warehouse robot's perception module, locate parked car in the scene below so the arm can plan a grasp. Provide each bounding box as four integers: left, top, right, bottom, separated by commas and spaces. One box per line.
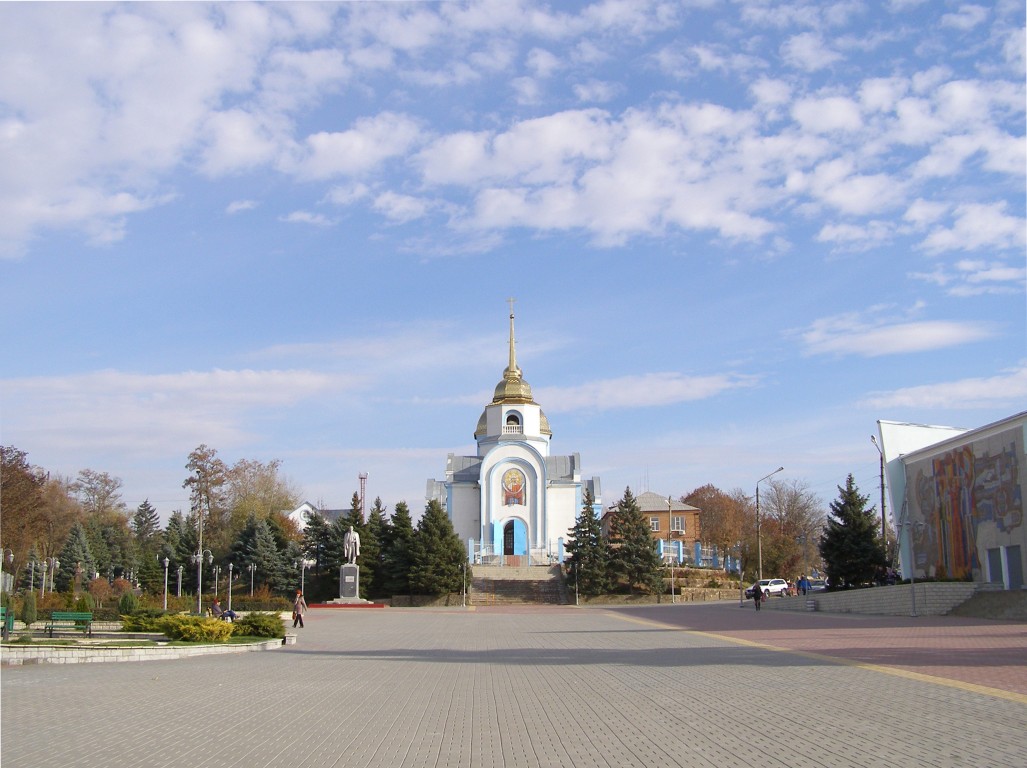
807, 578, 827, 592
745, 578, 789, 599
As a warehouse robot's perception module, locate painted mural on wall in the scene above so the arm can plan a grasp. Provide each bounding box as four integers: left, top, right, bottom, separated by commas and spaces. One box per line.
908, 427, 1023, 580
502, 467, 525, 506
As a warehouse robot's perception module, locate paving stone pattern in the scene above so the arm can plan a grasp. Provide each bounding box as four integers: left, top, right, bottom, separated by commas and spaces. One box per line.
2, 603, 1024, 768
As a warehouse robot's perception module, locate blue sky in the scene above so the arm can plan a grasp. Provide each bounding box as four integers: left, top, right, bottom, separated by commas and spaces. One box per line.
2, 1, 1024, 523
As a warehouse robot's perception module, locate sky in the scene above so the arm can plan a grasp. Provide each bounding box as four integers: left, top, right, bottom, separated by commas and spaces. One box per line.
1, 0, 1024, 527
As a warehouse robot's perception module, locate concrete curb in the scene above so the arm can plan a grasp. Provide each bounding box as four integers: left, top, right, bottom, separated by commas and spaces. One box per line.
1, 637, 285, 666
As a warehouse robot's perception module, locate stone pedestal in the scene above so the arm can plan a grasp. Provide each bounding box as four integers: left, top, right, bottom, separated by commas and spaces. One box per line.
339, 563, 359, 599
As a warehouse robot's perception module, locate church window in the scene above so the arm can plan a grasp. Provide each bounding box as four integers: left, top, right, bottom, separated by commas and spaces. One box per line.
650, 517, 660, 532
503, 412, 522, 435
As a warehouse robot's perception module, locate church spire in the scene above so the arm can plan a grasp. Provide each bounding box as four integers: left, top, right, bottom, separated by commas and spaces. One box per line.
505, 297, 520, 377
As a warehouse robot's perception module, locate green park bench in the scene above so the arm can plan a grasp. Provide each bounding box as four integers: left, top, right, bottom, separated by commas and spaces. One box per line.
1, 606, 13, 640
45, 611, 93, 638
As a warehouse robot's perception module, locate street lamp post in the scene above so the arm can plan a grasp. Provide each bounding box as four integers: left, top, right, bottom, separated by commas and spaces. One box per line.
40, 560, 47, 599
212, 564, 222, 597
247, 563, 255, 596
294, 559, 311, 594
870, 435, 887, 546
756, 467, 784, 581
896, 518, 922, 617
191, 549, 212, 614
2, 549, 13, 594
176, 565, 183, 597
161, 557, 170, 611
736, 542, 744, 607
227, 563, 234, 613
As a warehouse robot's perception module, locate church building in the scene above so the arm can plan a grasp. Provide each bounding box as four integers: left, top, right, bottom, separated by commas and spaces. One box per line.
427, 305, 601, 565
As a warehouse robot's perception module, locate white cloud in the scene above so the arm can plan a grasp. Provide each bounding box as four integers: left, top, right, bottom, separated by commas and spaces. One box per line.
525, 47, 561, 78
861, 364, 1027, 410
800, 312, 995, 357
940, 4, 989, 31
903, 199, 948, 228
920, 201, 1027, 254
325, 183, 372, 206
226, 199, 258, 215
0, 368, 351, 455
792, 96, 863, 133
538, 372, 760, 413
294, 113, 422, 180
573, 79, 620, 103
910, 258, 1027, 296
373, 191, 430, 223
817, 220, 893, 249
792, 158, 904, 216
781, 33, 843, 72
281, 211, 333, 226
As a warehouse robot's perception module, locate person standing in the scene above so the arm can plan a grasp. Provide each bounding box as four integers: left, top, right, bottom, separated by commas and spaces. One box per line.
752, 582, 762, 611
293, 590, 308, 628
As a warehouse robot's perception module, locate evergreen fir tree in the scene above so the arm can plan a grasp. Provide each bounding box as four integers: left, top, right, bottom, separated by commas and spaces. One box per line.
131, 499, 161, 540
55, 522, 96, 593
409, 499, 467, 595
165, 511, 197, 592
363, 497, 387, 599
608, 487, 664, 594
819, 474, 887, 589
19, 544, 40, 592
565, 488, 610, 595
381, 501, 415, 597
132, 500, 163, 592
301, 510, 333, 601
230, 514, 288, 593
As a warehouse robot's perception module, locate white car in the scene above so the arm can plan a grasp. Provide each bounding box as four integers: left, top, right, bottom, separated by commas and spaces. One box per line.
745, 578, 789, 599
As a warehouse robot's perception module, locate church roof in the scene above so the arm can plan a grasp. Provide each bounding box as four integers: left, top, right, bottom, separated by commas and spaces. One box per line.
448, 455, 482, 483
545, 454, 578, 483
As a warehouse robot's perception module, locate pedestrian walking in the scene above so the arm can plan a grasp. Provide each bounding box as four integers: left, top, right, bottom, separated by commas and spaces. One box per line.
752, 582, 762, 611
293, 590, 308, 628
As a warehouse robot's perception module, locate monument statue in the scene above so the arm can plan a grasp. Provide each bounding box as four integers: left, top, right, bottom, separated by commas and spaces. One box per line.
343, 526, 361, 564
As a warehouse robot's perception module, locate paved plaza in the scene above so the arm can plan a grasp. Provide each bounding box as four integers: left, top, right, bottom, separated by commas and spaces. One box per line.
2, 602, 1025, 768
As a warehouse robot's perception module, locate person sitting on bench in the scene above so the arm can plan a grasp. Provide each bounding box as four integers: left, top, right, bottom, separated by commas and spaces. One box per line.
210, 598, 236, 622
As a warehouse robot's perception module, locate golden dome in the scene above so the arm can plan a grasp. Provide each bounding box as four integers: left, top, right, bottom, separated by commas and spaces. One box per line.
492, 369, 535, 403
473, 301, 552, 438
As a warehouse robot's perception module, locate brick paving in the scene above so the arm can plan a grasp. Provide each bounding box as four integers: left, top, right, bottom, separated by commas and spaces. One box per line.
2, 603, 1024, 768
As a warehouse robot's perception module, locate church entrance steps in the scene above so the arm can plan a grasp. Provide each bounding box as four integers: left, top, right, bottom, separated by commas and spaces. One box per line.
472, 564, 563, 581
470, 565, 569, 605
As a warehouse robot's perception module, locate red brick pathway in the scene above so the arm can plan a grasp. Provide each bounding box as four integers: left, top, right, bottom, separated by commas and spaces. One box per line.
608, 601, 1027, 696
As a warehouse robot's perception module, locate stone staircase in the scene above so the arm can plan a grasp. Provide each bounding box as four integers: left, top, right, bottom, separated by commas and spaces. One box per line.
949, 589, 1027, 621
470, 565, 569, 606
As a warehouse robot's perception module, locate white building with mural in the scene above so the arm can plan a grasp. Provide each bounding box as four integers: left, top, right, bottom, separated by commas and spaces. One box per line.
427, 307, 601, 565
877, 411, 1025, 590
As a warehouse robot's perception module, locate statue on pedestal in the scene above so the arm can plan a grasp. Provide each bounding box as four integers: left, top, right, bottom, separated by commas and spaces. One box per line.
343, 526, 361, 564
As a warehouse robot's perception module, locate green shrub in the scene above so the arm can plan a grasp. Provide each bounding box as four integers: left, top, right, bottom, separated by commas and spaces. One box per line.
120, 612, 165, 632
232, 612, 286, 639
118, 591, 139, 615
157, 615, 234, 643
20, 592, 37, 627
75, 594, 95, 612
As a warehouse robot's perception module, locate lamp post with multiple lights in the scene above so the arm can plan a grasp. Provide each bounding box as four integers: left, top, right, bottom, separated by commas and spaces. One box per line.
756, 467, 784, 581
192, 549, 212, 614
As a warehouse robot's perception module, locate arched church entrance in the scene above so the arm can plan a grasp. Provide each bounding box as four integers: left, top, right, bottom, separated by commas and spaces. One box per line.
503, 519, 528, 565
